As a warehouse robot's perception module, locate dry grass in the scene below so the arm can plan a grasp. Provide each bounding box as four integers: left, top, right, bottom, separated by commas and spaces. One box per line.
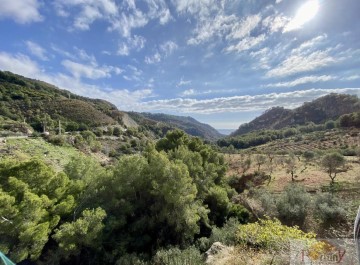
207, 247, 289, 265
225, 153, 360, 193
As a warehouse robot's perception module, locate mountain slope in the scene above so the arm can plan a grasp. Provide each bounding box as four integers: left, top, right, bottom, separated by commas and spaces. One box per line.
0, 71, 221, 140
0, 71, 131, 128
231, 93, 360, 136
129, 112, 223, 141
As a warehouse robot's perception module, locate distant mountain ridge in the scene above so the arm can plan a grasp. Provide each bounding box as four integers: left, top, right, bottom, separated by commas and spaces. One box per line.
0, 71, 220, 140
231, 93, 360, 136
136, 112, 223, 141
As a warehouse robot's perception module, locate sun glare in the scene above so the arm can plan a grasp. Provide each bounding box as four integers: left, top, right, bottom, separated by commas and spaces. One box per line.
284, 0, 320, 32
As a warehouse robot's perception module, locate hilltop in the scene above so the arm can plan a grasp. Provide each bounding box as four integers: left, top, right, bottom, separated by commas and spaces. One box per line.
231, 93, 360, 136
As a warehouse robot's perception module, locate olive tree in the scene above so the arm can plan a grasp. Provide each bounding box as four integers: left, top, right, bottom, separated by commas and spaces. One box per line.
321, 152, 346, 185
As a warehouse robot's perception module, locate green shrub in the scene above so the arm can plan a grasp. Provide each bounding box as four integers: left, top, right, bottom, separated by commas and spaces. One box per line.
197, 218, 240, 252
340, 148, 357, 156
228, 204, 250, 224
81, 130, 96, 143
276, 184, 311, 226
314, 193, 346, 225
93, 128, 103, 137
113, 127, 122, 137
90, 141, 102, 153
251, 188, 277, 217
65, 122, 79, 132
303, 151, 315, 162
116, 254, 148, 265
153, 247, 203, 265
47, 135, 66, 146
325, 120, 336, 129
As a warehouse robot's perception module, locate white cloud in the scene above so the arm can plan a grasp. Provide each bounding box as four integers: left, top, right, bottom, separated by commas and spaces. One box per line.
61, 0, 171, 38
265, 36, 336, 78
74, 47, 97, 64
62, 60, 122, 79
145, 40, 178, 64
266, 50, 336, 78
51, 44, 77, 60
55, 0, 117, 31
25, 41, 48, 61
225, 34, 266, 53
145, 0, 173, 25
117, 35, 146, 56
342, 75, 360, 81
264, 75, 336, 88
262, 14, 289, 33
0, 51, 152, 111
117, 44, 130, 56
226, 14, 261, 40
141, 88, 360, 114
48, 74, 153, 111
0, 0, 43, 24
0, 52, 42, 77
179, 88, 237, 97
110, 9, 149, 38
187, 14, 237, 45
177, 77, 192, 87
187, 13, 262, 46
123, 65, 143, 81
291, 34, 327, 55
160, 41, 178, 55
180, 89, 196, 96
145, 52, 162, 64
249, 47, 272, 70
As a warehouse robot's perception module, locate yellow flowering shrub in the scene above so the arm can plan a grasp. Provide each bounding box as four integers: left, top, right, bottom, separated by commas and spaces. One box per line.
236, 218, 316, 251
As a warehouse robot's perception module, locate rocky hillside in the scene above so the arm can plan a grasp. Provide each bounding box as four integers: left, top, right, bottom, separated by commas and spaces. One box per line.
231, 93, 360, 136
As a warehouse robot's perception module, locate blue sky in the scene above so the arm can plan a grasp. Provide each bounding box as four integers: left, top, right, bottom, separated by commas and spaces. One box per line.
0, 0, 359, 129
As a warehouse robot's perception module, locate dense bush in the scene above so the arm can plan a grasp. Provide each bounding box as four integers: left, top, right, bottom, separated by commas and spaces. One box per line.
196, 218, 240, 252
153, 247, 203, 265
236, 218, 316, 251
314, 193, 346, 225
47, 135, 66, 146
276, 184, 311, 226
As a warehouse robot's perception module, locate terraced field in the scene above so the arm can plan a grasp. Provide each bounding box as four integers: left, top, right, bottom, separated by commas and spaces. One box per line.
258, 128, 360, 153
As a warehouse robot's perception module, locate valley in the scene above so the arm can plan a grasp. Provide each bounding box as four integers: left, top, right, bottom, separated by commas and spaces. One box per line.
1, 71, 360, 264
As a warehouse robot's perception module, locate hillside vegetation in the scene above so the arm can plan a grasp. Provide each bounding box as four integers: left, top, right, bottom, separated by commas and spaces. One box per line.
0, 71, 221, 141
131, 112, 223, 141
232, 93, 360, 136
2, 71, 360, 265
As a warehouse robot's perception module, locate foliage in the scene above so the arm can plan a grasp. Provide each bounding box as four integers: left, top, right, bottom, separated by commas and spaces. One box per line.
276, 184, 311, 226
284, 154, 299, 181
0, 159, 75, 262
314, 193, 347, 225
339, 111, 360, 128
101, 145, 208, 254
236, 218, 316, 251
132, 112, 223, 141
0, 130, 248, 264
231, 93, 360, 136
153, 247, 203, 265
53, 207, 106, 259
320, 152, 346, 184
303, 150, 315, 162
196, 218, 240, 252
